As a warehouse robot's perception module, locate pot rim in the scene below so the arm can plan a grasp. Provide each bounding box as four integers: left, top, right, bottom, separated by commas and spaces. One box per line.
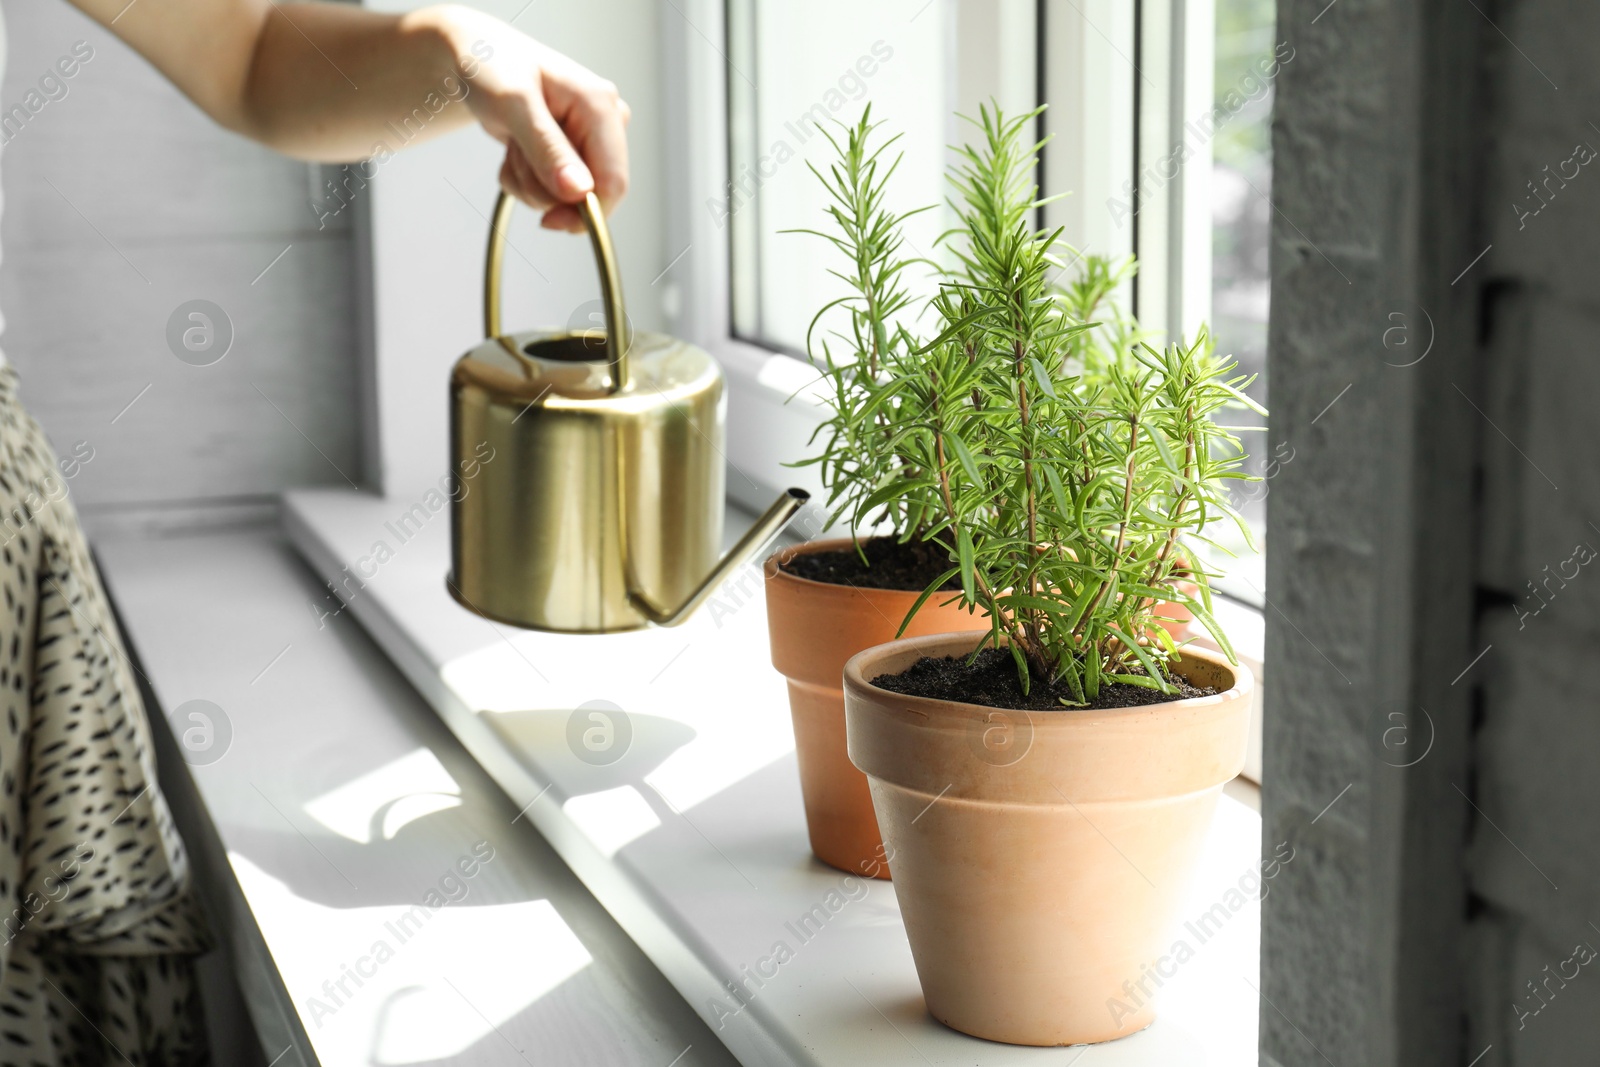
843, 631, 1252, 724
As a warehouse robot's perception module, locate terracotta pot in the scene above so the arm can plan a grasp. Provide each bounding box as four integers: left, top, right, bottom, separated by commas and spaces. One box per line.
844, 634, 1251, 1045
765, 539, 985, 879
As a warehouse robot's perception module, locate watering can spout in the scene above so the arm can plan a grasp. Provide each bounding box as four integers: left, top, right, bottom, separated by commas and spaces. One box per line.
627, 488, 810, 627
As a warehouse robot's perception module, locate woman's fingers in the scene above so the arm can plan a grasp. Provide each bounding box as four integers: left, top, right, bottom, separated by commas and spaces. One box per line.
505, 85, 594, 217
498, 145, 542, 209
460, 22, 630, 231
501, 141, 584, 232
539, 202, 584, 232
541, 69, 630, 216
499, 142, 556, 211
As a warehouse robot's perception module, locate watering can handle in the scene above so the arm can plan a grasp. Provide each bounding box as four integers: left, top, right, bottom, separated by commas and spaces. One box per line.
483, 189, 632, 394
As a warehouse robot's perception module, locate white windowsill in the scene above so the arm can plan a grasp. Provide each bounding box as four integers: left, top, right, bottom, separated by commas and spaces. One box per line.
95, 523, 728, 1066
283, 486, 1266, 1067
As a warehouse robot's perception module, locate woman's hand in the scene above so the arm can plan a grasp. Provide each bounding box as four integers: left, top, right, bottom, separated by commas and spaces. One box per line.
434, 6, 632, 231
68, 0, 631, 231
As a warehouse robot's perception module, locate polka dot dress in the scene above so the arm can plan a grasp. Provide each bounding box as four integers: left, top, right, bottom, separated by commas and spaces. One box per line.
0, 369, 209, 1065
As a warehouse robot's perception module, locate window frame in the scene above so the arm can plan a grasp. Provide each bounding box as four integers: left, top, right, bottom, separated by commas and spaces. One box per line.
1132, 0, 1217, 344
660, 0, 826, 520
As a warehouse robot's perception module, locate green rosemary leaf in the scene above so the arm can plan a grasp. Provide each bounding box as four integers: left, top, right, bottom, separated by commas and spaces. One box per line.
1028, 357, 1058, 399
1216, 379, 1268, 415
957, 527, 976, 602
1184, 603, 1238, 666
1148, 425, 1179, 474
1104, 626, 1176, 695
896, 568, 962, 638
1106, 673, 1171, 691
997, 593, 1070, 616
945, 432, 983, 484
1042, 462, 1071, 518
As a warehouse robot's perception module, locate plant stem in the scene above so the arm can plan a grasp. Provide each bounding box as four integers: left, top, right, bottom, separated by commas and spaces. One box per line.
930, 377, 1038, 671
1074, 413, 1139, 647
1148, 401, 1198, 587
1013, 336, 1042, 655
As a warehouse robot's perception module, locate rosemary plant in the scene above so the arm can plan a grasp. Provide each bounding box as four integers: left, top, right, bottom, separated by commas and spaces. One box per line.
788, 108, 939, 540
892, 106, 1262, 702
792, 105, 1260, 703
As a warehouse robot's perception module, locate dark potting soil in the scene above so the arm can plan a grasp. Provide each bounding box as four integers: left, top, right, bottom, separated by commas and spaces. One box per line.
870, 646, 1218, 711
780, 537, 962, 592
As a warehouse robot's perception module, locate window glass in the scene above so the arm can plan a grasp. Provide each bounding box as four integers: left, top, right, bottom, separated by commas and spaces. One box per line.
724, 0, 952, 357
1208, 0, 1276, 597
722, 0, 1272, 601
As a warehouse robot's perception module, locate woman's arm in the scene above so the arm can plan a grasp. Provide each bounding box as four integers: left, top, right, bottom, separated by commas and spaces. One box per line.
66, 0, 628, 230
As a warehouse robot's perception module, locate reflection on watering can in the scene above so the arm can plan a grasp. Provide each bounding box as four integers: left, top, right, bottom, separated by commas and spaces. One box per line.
449, 190, 807, 633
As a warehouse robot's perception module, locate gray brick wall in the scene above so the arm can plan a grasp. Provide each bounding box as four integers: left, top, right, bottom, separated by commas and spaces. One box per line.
1264, 0, 1487, 1063
1267, 1, 1600, 1064
1464, 0, 1600, 1063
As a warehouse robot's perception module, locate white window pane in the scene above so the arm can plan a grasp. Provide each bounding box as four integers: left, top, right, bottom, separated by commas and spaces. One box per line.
726, 0, 954, 357
1207, 0, 1276, 597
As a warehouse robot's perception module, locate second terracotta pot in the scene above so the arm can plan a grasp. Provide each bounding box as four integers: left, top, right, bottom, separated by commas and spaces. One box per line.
844, 633, 1251, 1045
765, 539, 984, 879
1148, 559, 1199, 639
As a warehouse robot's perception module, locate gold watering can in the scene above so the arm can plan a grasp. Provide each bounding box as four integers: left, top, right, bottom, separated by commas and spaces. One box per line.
448, 190, 807, 633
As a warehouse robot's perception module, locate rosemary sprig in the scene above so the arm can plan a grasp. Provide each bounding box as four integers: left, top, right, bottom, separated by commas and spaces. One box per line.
786, 107, 937, 546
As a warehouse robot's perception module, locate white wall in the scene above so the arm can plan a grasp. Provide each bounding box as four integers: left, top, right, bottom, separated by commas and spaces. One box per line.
0, 0, 362, 519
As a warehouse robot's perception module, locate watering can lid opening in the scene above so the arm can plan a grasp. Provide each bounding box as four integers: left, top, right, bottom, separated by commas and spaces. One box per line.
522, 331, 612, 364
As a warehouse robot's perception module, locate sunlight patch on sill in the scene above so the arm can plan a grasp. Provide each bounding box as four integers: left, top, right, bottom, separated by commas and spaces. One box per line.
304, 748, 463, 844
562, 786, 664, 857
441, 618, 798, 816
228, 853, 593, 1064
